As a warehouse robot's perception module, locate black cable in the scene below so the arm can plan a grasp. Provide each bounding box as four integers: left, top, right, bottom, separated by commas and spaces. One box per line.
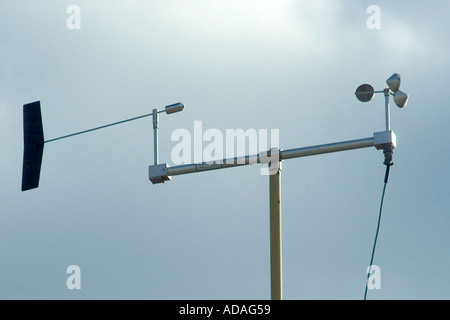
364, 163, 391, 300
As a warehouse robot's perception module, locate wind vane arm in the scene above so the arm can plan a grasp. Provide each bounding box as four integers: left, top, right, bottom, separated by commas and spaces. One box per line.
21, 101, 184, 191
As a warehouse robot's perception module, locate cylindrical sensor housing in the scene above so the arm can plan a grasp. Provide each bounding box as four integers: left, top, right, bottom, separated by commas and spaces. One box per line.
165, 102, 185, 114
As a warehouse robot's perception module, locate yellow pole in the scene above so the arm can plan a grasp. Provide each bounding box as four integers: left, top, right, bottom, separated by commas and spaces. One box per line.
269, 164, 282, 300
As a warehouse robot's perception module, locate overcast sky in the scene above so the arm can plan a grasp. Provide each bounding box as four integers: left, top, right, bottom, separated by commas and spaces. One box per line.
1, 0, 449, 299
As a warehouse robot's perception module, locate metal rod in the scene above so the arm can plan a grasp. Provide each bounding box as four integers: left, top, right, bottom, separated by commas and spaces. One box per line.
269, 166, 282, 300
280, 137, 374, 160
44, 112, 153, 143
166, 154, 260, 176
384, 88, 391, 131
166, 136, 375, 177
153, 108, 159, 165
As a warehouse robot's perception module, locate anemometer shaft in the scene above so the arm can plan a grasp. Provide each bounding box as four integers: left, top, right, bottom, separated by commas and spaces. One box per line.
384, 88, 391, 131
153, 108, 159, 165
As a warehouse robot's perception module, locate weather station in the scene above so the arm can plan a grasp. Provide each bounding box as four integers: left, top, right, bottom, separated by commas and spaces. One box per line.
22, 74, 408, 300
